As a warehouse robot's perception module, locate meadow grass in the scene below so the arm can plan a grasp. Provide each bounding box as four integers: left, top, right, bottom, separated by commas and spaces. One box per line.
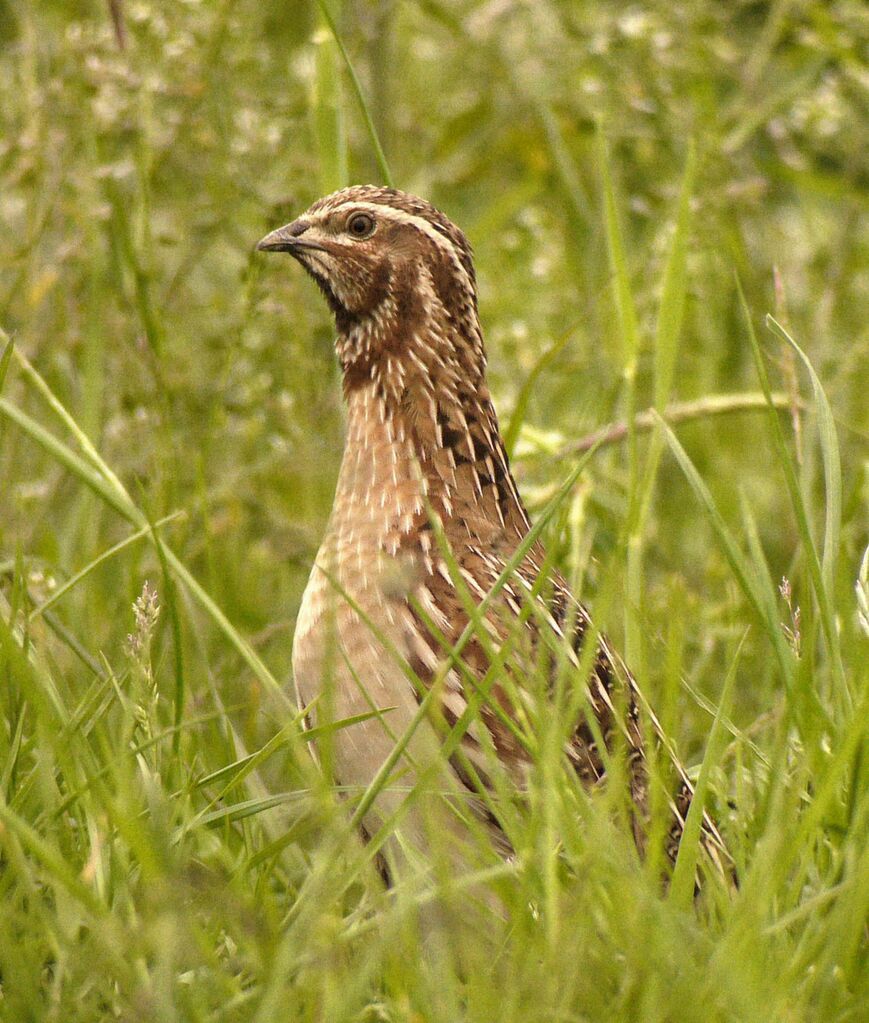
0, 2, 866, 1020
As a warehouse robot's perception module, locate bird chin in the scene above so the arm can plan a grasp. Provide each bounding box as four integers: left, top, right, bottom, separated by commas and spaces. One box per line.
307, 270, 347, 317
294, 249, 331, 278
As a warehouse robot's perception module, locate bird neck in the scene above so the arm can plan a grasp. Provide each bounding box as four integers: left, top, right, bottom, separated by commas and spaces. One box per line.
336, 261, 486, 402
337, 293, 493, 472
332, 261, 531, 545
337, 355, 530, 551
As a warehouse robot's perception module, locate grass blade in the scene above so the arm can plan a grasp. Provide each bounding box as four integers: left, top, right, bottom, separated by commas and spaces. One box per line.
0, 331, 13, 393
316, 0, 394, 186
670, 630, 746, 905
737, 283, 845, 696
598, 129, 639, 376
765, 314, 842, 613
598, 130, 642, 661
654, 143, 695, 413
655, 411, 797, 692
312, 6, 348, 192
627, 144, 696, 670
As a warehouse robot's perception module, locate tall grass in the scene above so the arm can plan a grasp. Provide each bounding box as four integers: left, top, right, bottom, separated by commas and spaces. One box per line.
0, 2, 866, 1020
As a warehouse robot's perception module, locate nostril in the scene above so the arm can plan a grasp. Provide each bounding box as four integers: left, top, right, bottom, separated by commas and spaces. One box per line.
288, 219, 311, 237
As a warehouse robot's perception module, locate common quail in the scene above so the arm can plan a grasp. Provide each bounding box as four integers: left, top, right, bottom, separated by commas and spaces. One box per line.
258, 186, 731, 884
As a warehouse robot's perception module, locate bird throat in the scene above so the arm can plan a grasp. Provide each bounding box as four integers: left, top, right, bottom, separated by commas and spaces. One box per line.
327, 258, 530, 561
331, 357, 528, 568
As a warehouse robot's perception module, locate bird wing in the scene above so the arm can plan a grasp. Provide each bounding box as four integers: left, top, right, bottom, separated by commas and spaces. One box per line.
404, 529, 735, 883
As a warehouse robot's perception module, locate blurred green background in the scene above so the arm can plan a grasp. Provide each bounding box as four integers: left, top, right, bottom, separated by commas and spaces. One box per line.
0, 2, 866, 1020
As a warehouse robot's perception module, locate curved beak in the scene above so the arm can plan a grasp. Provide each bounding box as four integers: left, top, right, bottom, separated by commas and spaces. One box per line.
256, 220, 327, 254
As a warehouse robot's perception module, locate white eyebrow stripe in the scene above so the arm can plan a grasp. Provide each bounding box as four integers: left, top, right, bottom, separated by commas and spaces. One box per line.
323, 200, 474, 296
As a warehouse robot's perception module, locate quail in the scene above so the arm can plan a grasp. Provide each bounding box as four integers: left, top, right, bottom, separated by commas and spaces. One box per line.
257, 186, 731, 883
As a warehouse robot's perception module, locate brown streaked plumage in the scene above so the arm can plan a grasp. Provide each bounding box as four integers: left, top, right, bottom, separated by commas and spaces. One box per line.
258, 185, 732, 883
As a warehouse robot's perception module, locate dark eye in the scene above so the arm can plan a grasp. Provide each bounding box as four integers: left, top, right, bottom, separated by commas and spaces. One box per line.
346, 212, 375, 238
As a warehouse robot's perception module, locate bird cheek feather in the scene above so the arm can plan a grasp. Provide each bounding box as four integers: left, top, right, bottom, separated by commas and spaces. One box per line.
340, 257, 392, 318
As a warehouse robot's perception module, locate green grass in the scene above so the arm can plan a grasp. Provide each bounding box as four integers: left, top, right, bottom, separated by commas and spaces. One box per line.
0, 1, 867, 1019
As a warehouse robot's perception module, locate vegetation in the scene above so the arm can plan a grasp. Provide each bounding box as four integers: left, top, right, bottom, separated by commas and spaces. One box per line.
0, 1, 866, 1019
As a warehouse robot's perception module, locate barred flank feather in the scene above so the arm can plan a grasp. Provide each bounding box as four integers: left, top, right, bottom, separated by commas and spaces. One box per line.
258, 185, 734, 885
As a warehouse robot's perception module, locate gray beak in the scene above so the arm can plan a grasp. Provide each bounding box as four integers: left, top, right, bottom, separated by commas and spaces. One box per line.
256, 219, 326, 254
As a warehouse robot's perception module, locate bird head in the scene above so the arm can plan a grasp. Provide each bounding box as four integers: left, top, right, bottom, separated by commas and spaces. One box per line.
257, 186, 486, 391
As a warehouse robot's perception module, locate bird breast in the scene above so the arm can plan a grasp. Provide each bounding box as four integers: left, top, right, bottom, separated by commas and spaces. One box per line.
291, 383, 428, 715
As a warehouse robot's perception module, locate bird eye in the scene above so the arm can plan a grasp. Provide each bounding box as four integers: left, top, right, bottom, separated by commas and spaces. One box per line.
346, 212, 375, 238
